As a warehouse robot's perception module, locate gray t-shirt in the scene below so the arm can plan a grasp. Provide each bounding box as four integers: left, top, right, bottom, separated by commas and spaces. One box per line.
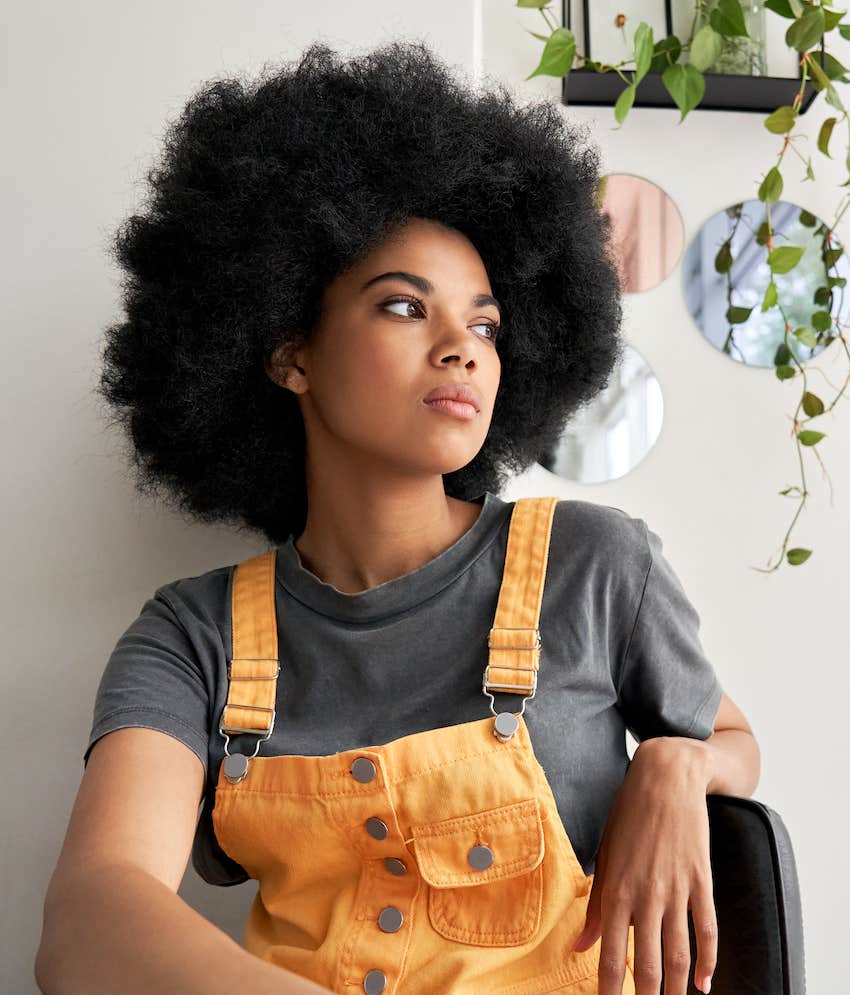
83, 491, 723, 884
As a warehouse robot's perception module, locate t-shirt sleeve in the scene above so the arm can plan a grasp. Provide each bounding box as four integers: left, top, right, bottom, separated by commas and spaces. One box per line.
616, 521, 723, 743
83, 587, 211, 774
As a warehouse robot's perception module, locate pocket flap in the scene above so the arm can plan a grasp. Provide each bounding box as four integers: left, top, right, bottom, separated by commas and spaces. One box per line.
409, 797, 544, 888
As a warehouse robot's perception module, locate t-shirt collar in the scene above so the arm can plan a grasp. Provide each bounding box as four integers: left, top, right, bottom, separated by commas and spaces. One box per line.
275, 491, 509, 622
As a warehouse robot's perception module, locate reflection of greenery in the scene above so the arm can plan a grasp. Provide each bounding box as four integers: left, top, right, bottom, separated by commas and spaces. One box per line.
519, 0, 850, 572
714, 202, 841, 364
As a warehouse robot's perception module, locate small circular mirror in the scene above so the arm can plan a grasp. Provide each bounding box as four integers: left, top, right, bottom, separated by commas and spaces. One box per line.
538, 344, 663, 484
597, 173, 685, 293
682, 198, 847, 367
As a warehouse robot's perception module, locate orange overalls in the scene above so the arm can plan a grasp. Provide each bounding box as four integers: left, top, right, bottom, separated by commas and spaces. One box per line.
212, 495, 636, 994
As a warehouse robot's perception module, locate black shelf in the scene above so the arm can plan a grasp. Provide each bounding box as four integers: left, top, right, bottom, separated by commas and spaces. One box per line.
560, 0, 824, 115
561, 67, 821, 114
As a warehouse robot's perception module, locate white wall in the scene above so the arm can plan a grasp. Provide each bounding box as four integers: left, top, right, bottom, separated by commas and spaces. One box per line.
3, 1, 845, 992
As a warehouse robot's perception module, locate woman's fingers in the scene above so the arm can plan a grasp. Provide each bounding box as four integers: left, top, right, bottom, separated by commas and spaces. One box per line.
596, 895, 634, 995
689, 879, 718, 994
660, 895, 692, 995
629, 899, 663, 995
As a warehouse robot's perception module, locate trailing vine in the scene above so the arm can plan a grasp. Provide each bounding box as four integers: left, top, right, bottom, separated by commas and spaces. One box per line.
519, 0, 850, 571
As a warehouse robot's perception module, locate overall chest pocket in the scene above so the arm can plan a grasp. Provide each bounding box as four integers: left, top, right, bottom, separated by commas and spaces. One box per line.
409, 796, 545, 947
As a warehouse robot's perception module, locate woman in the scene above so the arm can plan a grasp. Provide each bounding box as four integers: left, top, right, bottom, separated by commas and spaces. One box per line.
37, 39, 759, 995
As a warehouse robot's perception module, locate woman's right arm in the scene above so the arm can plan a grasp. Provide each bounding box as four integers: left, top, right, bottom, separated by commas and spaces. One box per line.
35, 727, 332, 995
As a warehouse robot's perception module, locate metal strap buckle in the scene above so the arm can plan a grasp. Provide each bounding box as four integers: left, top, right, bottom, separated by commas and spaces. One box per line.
218, 703, 276, 738
482, 663, 539, 694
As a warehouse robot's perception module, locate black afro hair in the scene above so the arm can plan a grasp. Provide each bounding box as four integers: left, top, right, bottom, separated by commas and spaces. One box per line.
96, 38, 624, 546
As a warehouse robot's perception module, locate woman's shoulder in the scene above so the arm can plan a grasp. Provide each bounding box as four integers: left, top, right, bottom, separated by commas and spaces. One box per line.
551, 497, 650, 567
153, 553, 258, 617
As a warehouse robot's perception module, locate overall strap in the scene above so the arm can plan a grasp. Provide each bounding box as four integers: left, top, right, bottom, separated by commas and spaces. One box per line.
484, 495, 560, 703
218, 493, 561, 749
219, 549, 280, 741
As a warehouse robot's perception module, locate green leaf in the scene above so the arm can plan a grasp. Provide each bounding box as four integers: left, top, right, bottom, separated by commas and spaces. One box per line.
633, 22, 655, 82
814, 285, 831, 305
805, 155, 816, 181
650, 35, 682, 72
786, 547, 812, 565
614, 82, 637, 124
715, 240, 734, 273
807, 53, 832, 91
764, 105, 797, 135
828, 275, 847, 287
516, 0, 550, 7
768, 244, 805, 273
761, 281, 778, 311
775, 342, 792, 366
526, 28, 576, 79
799, 209, 818, 226
798, 429, 826, 445
840, 23, 850, 40
765, 105, 797, 134
710, 0, 749, 37
727, 304, 754, 324
759, 165, 783, 203
786, 7, 826, 52
802, 391, 825, 416
662, 63, 705, 121
776, 364, 797, 379
811, 309, 833, 331
793, 325, 818, 347
526, 31, 551, 42
765, 0, 798, 17
779, 485, 802, 496
823, 10, 848, 34
818, 116, 837, 156
756, 220, 772, 245
691, 24, 724, 71
824, 247, 844, 267
812, 50, 850, 81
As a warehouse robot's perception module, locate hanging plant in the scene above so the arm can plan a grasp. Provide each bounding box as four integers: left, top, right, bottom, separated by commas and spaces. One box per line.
519, 0, 850, 571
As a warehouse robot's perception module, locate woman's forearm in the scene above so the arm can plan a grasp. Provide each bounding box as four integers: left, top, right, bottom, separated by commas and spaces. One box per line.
35, 862, 332, 995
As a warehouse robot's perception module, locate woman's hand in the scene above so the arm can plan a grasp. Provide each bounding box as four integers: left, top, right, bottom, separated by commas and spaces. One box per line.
571, 737, 717, 995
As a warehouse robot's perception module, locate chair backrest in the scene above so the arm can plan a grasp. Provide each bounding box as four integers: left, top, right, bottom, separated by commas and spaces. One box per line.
674, 794, 806, 994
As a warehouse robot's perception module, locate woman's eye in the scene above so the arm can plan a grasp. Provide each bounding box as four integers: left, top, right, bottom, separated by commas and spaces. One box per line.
472, 321, 501, 343
382, 298, 421, 318
382, 297, 501, 342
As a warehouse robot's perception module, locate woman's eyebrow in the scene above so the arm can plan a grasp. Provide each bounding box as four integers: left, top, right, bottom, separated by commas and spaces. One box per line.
360, 270, 502, 315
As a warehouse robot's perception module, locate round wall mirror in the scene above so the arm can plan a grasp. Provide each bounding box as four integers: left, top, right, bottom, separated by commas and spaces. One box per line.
597, 173, 686, 293
682, 198, 847, 367
537, 344, 663, 484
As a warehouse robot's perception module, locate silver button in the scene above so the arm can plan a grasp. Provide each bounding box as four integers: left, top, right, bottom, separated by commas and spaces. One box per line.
378, 906, 404, 932
468, 844, 494, 870
493, 711, 519, 742
363, 968, 387, 994
384, 857, 407, 876
351, 757, 377, 783
365, 817, 389, 840
223, 754, 249, 783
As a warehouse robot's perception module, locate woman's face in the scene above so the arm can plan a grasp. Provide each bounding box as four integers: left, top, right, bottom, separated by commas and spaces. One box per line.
269, 217, 502, 479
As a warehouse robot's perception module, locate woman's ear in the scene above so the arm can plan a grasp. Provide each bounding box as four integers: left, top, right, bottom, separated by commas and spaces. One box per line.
265, 339, 308, 394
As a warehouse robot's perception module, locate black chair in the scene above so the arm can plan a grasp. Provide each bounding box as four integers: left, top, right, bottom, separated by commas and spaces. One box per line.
673, 794, 806, 994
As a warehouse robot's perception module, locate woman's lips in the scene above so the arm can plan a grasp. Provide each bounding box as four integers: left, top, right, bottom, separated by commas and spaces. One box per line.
423, 397, 478, 420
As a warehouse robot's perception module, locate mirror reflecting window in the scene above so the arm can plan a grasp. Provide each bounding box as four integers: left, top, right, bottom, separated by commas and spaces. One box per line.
537, 344, 663, 484
597, 173, 685, 293
682, 199, 847, 367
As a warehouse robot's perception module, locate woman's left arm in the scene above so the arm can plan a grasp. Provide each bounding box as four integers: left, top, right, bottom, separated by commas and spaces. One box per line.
572, 690, 760, 995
